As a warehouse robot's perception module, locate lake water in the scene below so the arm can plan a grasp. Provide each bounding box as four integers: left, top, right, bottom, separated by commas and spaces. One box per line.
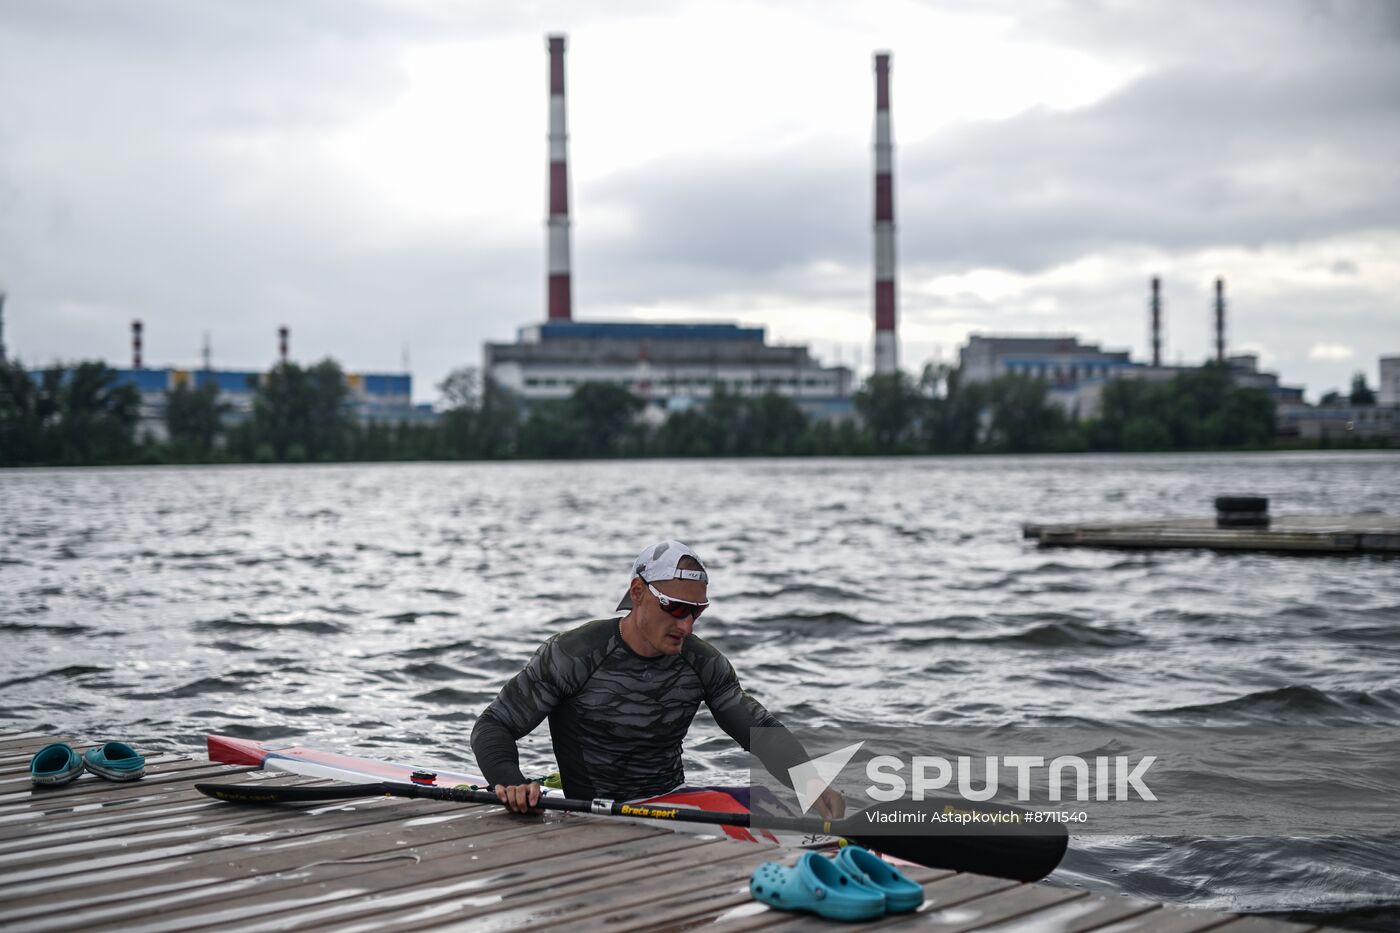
3, 452, 1397, 927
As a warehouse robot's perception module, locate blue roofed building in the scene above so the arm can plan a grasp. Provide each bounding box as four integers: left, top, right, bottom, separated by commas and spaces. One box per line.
959, 335, 1304, 422
93, 367, 426, 441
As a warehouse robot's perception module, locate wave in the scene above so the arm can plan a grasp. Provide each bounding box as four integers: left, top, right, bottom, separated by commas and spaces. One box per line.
123, 674, 259, 700
413, 687, 491, 706
211, 723, 309, 740
382, 610, 460, 624
195, 616, 348, 635
401, 662, 471, 682
730, 583, 873, 602
746, 611, 875, 633
0, 665, 108, 690
889, 621, 1145, 650
0, 622, 91, 636
1320, 624, 1400, 645
1142, 685, 1400, 723
386, 638, 482, 660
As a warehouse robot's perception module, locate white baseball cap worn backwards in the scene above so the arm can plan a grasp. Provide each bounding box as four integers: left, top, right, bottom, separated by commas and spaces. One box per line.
615, 540, 708, 611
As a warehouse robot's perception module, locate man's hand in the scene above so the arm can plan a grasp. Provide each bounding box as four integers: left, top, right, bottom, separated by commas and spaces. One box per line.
815, 787, 846, 820
494, 782, 542, 814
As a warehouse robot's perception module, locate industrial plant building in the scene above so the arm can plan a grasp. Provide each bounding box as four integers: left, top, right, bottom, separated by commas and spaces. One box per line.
958, 275, 1306, 422
486, 321, 853, 420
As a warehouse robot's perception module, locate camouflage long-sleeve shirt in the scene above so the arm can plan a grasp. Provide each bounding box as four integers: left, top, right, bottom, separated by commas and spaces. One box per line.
470, 617, 808, 800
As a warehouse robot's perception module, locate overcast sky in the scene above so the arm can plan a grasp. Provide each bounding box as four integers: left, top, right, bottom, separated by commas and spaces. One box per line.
1, 0, 1397, 402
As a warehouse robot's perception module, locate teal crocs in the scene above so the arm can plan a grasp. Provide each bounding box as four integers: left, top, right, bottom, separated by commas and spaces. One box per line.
833, 844, 925, 913
83, 742, 146, 781
30, 743, 84, 786
749, 851, 885, 921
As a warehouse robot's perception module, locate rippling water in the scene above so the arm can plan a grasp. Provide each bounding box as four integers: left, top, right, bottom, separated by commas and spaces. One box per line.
3, 452, 1398, 927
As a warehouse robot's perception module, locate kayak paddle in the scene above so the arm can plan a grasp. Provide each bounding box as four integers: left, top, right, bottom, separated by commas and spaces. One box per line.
195, 779, 1066, 882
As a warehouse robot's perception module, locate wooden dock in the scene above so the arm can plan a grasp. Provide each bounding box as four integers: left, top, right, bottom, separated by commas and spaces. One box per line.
1024, 514, 1400, 555
0, 732, 1330, 932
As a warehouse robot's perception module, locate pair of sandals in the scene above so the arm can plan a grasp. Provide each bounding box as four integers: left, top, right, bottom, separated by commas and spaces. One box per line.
30, 742, 146, 786
750, 844, 924, 921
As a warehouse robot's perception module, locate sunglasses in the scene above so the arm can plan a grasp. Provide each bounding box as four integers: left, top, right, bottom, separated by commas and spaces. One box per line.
646, 582, 709, 621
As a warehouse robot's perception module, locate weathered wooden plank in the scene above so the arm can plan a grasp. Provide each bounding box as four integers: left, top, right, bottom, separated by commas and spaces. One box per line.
393, 844, 768, 933
0, 753, 197, 791
966, 892, 1160, 931
0, 782, 488, 874
873, 881, 1087, 931
290, 831, 728, 933
1031, 513, 1400, 555
0, 789, 499, 899
711, 870, 1018, 933
0, 774, 340, 850
14, 816, 679, 933
0, 760, 255, 810
0, 773, 319, 839
2, 803, 587, 926
1086, 906, 1281, 933
0, 733, 51, 750
107, 823, 708, 933
687, 866, 976, 933
212, 830, 725, 933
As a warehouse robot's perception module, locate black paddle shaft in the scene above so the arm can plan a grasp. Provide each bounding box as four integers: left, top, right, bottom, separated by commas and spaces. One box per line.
197, 780, 760, 827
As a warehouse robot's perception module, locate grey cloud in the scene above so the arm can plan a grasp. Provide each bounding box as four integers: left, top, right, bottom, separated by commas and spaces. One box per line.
581, 41, 1400, 288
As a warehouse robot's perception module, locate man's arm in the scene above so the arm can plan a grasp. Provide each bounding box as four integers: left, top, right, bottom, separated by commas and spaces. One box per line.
690, 644, 845, 818
470, 637, 568, 810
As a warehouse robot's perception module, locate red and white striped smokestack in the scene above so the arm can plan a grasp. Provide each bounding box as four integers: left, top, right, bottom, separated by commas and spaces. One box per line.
873, 52, 898, 375
132, 319, 143, 370
546, 34, 572, 322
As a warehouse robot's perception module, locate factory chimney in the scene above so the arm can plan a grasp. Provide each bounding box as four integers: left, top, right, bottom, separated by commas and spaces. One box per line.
546, 34, 573, 322
872, 51, 898, 376
132, 319, 143, 369
278, 326, 289, 365
1214, 277, 1225, 363
0, 291, 6, 363
1150, 277, 1162, 367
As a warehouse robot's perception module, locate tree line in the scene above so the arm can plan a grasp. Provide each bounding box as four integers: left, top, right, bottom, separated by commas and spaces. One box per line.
1, 356, 1296, 468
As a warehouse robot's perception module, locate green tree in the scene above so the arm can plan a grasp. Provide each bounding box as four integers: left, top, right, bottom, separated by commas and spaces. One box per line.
654, 407, 715, 457
437, 367, 520, 459
165, 381, 229, 455
247, 358, 353, 461
49, 362, 140, 464
1349, 372, 1376, 406
921, 368, 984, 453
518, 400, 584, 459
983, 374, 1067, 452
0, 361, 48, 465
743, 391, 807, 456
856, 372, 922, 451
567, 382, 645, 457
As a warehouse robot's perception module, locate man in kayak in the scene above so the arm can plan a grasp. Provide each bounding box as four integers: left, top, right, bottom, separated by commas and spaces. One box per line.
471, 540, 845, 819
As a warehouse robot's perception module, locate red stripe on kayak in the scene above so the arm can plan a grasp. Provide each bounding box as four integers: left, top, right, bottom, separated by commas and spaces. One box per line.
642, 789, 768, 844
